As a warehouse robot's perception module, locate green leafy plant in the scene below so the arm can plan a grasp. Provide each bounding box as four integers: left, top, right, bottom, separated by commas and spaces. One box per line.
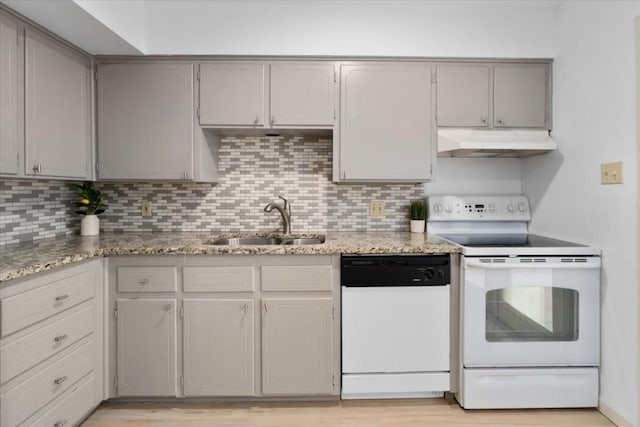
410, 200, 426, 220
72, 181, 107, 215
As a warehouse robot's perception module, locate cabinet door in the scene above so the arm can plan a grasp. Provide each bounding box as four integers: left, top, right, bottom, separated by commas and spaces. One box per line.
116, 299, 177, 396
262, 298, 334, 395
339, 63, 433, 181
0, 15, 19, 175
25, 29, 90, 179
436, 65, 490, 127
97, 63, 193, 180
199, 63, 267, 126
270, 62, 335, 126
183, 299, 254, 396
494, 65, 548, 128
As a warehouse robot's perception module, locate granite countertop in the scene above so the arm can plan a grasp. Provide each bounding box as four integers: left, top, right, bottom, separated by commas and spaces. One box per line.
0, 231, 461, 283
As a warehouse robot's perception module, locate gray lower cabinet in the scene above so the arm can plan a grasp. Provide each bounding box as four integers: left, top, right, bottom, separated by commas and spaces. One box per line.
183, 299, 255, 396
109, 255, 339, 399
336, 62, 434, 182
0, 13, 19, 176
261, 297, 334, 395
115, 298, 177, 397
24, 28, 91, 179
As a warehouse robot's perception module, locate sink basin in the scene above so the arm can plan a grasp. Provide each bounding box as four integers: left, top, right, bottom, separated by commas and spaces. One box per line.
205, 235, 325, 246
281, 238, 325, 245
208, 237, 282, 246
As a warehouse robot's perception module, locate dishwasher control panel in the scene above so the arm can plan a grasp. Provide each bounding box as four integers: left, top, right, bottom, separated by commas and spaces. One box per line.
341, 255, 450, 287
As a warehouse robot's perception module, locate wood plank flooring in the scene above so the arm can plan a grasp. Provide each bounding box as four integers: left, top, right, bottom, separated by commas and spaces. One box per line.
82, 398, 615, 427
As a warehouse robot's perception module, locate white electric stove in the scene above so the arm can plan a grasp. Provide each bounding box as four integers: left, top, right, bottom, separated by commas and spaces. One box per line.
427, 195, 602, 409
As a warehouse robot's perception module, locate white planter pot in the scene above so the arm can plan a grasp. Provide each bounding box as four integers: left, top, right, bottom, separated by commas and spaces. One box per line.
410, 219, 426, 233
81, 215, 100, 236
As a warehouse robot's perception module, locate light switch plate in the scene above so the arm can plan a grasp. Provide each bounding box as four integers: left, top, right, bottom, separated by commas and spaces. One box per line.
601, 161, 623, 185
369, 200, 385, 217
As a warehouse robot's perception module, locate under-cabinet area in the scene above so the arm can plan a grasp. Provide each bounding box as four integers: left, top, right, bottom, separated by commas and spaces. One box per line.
106, 255, 341, 399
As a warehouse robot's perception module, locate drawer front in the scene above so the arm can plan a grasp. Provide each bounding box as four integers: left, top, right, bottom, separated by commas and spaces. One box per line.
1, 269, 95, 337
117, 266, 178, 292
261, 265, 332, 292
183, 266, 255, 292
1, 306, 94, 385
1, 340, 94, 427
29, 375, 95, 427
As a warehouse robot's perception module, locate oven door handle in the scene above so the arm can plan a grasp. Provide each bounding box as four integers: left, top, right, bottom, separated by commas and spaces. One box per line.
465, 260, 601, 269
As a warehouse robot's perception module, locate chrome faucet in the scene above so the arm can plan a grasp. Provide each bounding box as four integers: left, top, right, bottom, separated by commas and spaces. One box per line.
264, 195, 292, 234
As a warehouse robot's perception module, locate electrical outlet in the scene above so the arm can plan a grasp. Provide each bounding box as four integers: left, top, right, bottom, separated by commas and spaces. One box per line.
601, 161, 623, 185
141, 200, 152, 217
369, 200, 385, 217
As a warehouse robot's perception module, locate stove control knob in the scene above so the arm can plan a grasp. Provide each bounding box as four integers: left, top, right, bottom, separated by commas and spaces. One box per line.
507, 203, 516, 213
518, 202, 528, 212
424, 268, 435, 280
433, 203, 443, 213
444, 204, 453, 213
437, 269, 446, 278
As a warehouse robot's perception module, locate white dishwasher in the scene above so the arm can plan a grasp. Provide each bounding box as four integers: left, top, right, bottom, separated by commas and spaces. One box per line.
341, 254, 450, 399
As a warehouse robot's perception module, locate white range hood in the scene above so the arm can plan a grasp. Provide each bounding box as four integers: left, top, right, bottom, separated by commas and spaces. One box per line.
437, 129, 557, 158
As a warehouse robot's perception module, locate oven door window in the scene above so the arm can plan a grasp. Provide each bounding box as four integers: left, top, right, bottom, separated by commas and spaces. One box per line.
485, 287, 579, 342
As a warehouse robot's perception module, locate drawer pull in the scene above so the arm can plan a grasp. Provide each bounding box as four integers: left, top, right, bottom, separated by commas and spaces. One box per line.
54, 375, 68, 385
54, 334, 68, 343
55, 294, 69, 303
54, 420, 68, 427
163, 304, 172, 311
138, 278, 149, 285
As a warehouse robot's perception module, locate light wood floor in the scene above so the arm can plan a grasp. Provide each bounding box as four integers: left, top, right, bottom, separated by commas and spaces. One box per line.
82, 398, 615, 427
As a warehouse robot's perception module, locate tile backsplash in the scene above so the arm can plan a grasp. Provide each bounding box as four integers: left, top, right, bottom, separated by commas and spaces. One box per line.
1, 135, 424, 246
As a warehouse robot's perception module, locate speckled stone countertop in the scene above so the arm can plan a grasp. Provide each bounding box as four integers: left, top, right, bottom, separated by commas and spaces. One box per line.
0, 232, 460, 283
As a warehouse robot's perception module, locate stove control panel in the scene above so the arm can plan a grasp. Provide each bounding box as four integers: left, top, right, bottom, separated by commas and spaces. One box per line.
427, 195, 531, 221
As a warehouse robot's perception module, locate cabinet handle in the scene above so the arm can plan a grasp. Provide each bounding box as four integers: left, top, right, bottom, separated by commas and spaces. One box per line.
33, 163, 41, 173
264, 303, 269, 313
254, 116, 259, 126
54, 420, 68, 427
163, 304, 172, 312
242, 303, 249, 313
271, 115, 275, 125
497, 117, 504, 125
54, 375, 68, 385
481, 116, 487, 124
138, 278, 149, 285
54, 334, 68, 343
55, 294, 69, 303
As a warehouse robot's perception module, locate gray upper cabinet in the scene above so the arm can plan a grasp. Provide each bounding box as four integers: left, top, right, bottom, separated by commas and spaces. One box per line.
436, 62, 550, 130
0, 14, 19, 176
494, 64, 548, 128
25, 29, 91, 179
269, 62, 335, 127
97, 63, 194, 180
337, 62, 434, 182
436, 65, 490, 127
198, 61, 335, 128
199, 62, 267, 127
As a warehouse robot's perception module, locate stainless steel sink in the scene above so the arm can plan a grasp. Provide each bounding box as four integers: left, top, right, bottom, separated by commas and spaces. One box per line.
206, 235, 325, 246
208, 237, 282, 245
281, 238, 325, 245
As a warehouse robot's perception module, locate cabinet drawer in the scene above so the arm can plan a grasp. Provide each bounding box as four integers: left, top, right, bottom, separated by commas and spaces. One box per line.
28, 374, 95, 427
117, 266, 178, 292
1, 268, 95, 337
1, 340, 94, 427
261, 266, 332, 292
1, 306, 94, 385
183, 267, 255, 292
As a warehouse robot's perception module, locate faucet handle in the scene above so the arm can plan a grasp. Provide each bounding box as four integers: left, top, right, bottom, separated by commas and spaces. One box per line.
278, 195, 289, 211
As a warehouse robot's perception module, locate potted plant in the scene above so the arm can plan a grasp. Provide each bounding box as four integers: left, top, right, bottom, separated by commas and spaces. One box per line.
72, 181, 107, 236
409, 200, 426, 233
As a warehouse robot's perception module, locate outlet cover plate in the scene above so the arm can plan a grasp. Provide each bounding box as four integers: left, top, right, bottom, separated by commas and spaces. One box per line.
601, 161, 623, 185
141, 200, 152, 217
369, 200, 385, 217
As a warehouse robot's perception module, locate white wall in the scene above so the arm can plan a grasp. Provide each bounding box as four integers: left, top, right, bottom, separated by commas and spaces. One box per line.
522, 2, 640, 425
73, 0, 146, 53
425, 158, 522, 196
142, 0, 556, 57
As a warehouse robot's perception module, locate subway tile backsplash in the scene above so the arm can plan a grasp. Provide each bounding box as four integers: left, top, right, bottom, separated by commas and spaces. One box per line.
1, 136, 424, 246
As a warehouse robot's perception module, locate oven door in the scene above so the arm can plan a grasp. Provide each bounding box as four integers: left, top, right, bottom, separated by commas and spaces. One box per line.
462, 256, 600, 367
